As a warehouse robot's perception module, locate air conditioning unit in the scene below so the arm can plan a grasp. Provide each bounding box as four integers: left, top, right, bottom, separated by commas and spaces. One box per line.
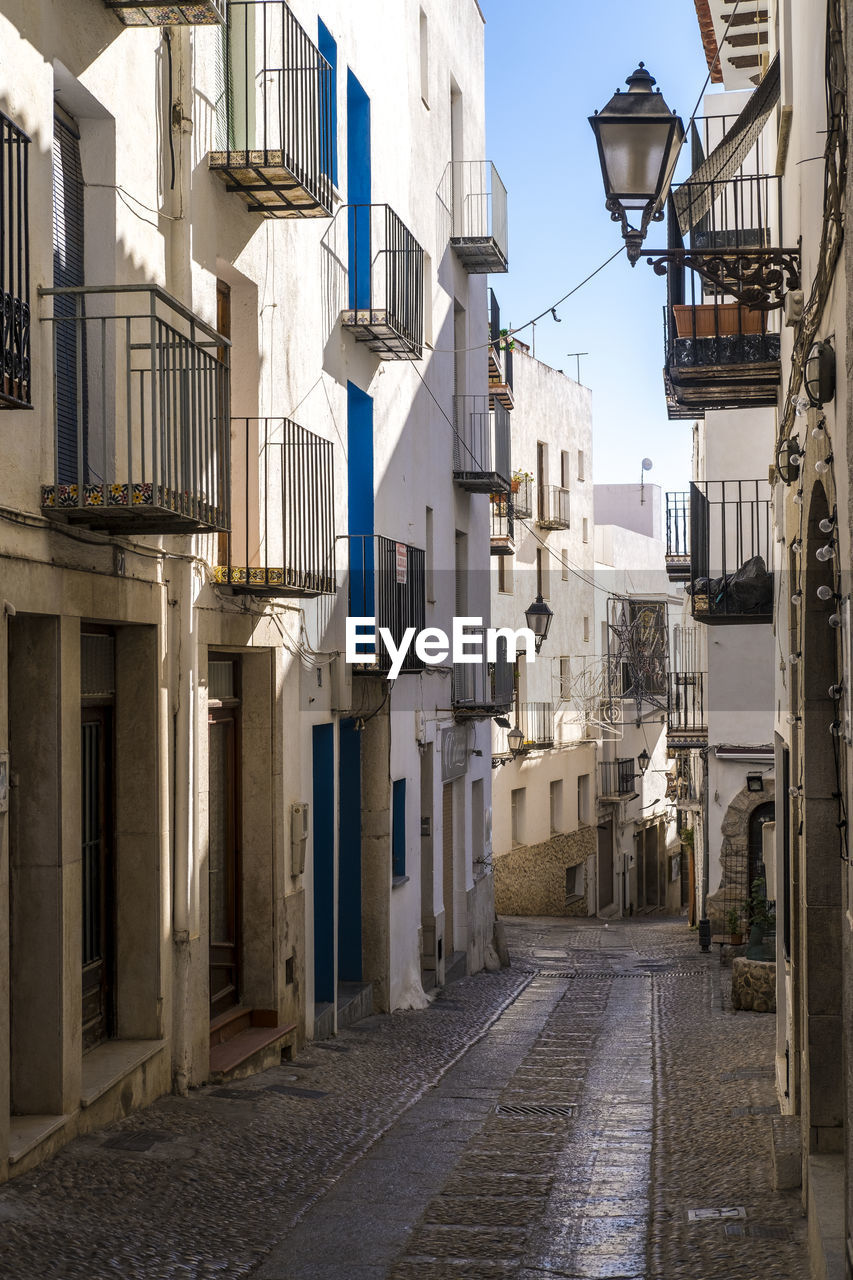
291, 802, 310, 875
331, 654, 352, 713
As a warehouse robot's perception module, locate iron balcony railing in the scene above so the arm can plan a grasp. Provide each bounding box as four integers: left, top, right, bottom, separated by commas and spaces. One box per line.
488, 287, 513, 408
437, 160, 508, 273
667, 672, 707, 738
209, 0, 333, 216
664, 172, 783, 416
665, 490, 690, 580
340, 204, 424, 359
452, 627, 514, 717
520, 701, 554, 749
1, 110, 31, 409
538, 485, 570, 530
599, 758, 636, 799
105, 0, 225, 22
454, 396, 511, 493
40, 284, 229, 533
348, 535, 426, 674
688, 479, 772, 624
490, 492, 514, 555
214, 417, 334, 595
512, 475, 534, 520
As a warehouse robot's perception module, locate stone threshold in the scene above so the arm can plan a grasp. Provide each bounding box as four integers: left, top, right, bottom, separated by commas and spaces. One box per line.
9, 1113, 71, 1165
81, 1039, 167, 1109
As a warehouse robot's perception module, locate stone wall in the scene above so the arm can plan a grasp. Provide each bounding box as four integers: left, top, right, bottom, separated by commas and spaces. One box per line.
706, 783, 775, 934
494, 827, 597, 917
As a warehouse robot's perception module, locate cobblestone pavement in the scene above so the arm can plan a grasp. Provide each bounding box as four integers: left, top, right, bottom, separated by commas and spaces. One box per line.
0, 917, 808, 1279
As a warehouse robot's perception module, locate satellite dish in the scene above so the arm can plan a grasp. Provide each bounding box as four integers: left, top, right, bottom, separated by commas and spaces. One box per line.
641, 458, 654, 471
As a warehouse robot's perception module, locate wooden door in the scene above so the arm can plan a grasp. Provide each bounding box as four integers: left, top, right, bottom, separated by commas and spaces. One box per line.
81, 707, 115, 1050
209, 708, 240, 1018
442, 783, 454, 954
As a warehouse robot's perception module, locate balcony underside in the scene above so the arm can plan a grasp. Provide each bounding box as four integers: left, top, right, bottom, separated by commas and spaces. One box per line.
666, 334, 781, 411
489, 380, 514, 410
454, 469, 510, 494
450, 236, 508, 274
41, 483, 225, 533
105, 1, 224, 22
600, 789, 638, 803
454, 700, 513, 720
667, 730, 708, 751
665, 554, 691, 582
212, 565, 335, 597
209, 154, 332, 218
538, 516, 570, 531
490, 536, 514, 556
693, 605, 773, 626
341, 310, 421, 360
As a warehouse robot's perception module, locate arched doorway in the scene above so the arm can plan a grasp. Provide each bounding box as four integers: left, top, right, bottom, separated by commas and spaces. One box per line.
748, 802, 775, 897
800, 480, 843, 1156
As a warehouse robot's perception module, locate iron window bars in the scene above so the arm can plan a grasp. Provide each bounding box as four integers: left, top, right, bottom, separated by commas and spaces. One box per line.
519, 701, 554, 749
341, 204, 424, 359
512, 475, 534, 520
209, 0, 334, 216
453, 395, 511, 493
488, 288, 513, 408
667, 671, 707, 738
104, 0, 225, 23
437, 161, 508, 273
599, 758, 636, 799
490, 492, 514, 556
40, 284, 230, 533
688, 478, 772, 623
348, 535, 426, 674
214, 417, 335, 595
452, 628, 514, 717
1, 110, 30, 409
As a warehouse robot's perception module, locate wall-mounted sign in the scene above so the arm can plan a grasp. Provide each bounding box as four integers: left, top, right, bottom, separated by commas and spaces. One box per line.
395, 542, 408, 585
441, 724, 471, 781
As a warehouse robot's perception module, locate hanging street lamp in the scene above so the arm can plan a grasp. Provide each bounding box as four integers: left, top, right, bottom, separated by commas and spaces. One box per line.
589, 63, 684, 265
524, 594, 554, 654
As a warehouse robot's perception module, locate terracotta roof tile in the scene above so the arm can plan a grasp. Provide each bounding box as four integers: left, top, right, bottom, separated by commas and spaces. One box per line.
694, 0, 724, 83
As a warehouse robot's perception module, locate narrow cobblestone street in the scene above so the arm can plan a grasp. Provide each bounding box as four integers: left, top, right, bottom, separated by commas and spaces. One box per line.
0, 918, 807, 1279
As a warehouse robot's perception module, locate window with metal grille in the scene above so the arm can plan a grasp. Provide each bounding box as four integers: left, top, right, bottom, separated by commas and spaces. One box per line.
1, 109, 31, 408
392, 778, 406, 879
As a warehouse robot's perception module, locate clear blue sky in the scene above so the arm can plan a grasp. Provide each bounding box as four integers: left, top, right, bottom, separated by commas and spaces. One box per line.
482, 0, 719, 500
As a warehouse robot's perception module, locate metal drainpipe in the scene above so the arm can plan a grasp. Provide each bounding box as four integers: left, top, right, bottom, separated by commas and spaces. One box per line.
701, 747, 710, 919
173, 557, 197, 941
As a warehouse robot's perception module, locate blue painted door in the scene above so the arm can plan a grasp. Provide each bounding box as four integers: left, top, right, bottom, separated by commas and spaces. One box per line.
338, 719, 362, 981
347, 382, 374, 624
312, 723, 335, 1004
346, 70, 371, 310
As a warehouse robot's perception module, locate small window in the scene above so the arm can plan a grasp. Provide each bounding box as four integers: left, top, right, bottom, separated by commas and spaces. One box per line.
1, 112, 31, 409
392, 778, 407, 879
578, 773, 590, 825
426, 506, 435, 603
559, 656, 571, 700
472, 778, 484, 867
577, 449, 585, 482
511, 787, 525, 846
498, 554, 513, 594
582, 517, 589, 544
561, 551, 569, 582
536, 549, 549, 600
550, 779, 564, 833
561, 450, 570, 488
583, 615, 590, 643
419, 8, 430, 106
566, 863, 584, 899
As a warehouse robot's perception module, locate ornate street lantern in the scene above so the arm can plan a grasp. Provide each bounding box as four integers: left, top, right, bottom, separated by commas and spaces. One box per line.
524, 594, 554, 654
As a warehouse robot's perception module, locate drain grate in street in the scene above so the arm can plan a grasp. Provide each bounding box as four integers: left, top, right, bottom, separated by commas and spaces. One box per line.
103, 1129, 174, 1152
265, 1084, 328, 1099
720, 1067, 773, 1082
731, 1104, 780, 1117
208, 1088, 260, 1101
495, 1103, 577, 1119
314, 1042, 350, 1053
687, 1206, 746, 1223
724, 1222, 791, 1241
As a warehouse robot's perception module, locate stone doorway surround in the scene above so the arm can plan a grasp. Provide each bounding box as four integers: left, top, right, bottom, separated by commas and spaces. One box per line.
706, 781, 775, 934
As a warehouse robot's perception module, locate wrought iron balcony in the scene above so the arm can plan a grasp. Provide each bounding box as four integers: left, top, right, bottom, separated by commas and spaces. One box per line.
40, 285, 229, 533
454, 396, 511, 493
660, 172, 786, 417
213, 418, 334, 595
599, 758, 637, 801
1, 111, 31, 410
519, 701, 554, 749
667, 672, 707, 746
105, 0, 224, 22
452, 628, 514, 718
490, 493, 514, 556
437, 161, 508, 273
669, 749, 702, 809
665, 491, 690, 581
488, 288, 513, 410
538, 485, 570, 530
511, 475, 534, 520
209, 1, 333, 216
340, 205, 424, 359
687, 479, 772, 624
347, 535, 426, 674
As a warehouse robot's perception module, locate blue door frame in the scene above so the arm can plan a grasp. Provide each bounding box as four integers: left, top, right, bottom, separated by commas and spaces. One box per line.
338, 718, 362, 981
312, 723, 335, 1005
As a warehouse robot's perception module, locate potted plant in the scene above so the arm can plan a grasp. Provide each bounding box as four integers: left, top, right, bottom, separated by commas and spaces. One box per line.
511, 468, 533, 494
745, 876, 776, 960
725, 906, 743, 946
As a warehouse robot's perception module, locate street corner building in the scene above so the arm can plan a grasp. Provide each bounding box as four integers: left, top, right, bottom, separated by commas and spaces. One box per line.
0, 0, 508, 1180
